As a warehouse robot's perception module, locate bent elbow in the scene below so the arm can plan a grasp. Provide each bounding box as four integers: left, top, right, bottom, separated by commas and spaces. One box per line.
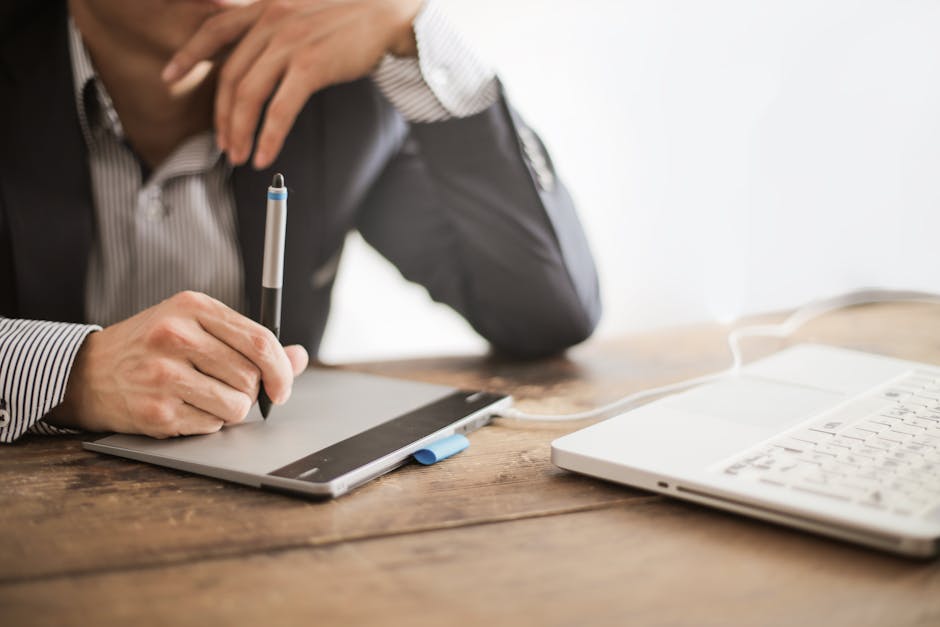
488, 293, 602, 359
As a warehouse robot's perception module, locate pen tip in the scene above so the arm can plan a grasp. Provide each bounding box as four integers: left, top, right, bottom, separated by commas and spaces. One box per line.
272, 173, 284, 188
259, 390, 272, 419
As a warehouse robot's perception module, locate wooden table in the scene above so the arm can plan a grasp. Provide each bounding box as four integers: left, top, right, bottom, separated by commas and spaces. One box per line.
2, 303, 938, 626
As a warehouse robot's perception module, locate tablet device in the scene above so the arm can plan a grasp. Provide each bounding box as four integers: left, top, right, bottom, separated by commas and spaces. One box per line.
83, 368, 512, 498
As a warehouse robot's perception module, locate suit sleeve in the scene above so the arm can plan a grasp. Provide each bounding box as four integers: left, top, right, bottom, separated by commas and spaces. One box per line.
0, 318, 99, 442
355, 91, 601, 357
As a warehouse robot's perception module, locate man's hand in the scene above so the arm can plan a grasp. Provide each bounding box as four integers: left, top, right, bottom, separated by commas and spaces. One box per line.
47, 291, 308, 438
161, 0, 423, 170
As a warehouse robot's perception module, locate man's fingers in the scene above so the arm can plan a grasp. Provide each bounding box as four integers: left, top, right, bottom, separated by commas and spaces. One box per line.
194, 305, 294, 405
174, 404, 226, 437
188, 333, 261, 398
225, 44, 290, 165
284, 344, 309, 376
176, 368, 253, 424
214, 25, 276, 154
139, 398, 224, 438
161, 5, 261, 84
253, 63, 325, 169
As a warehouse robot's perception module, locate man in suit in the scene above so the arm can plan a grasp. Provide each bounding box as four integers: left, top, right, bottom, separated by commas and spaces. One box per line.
0, 0, 600, 442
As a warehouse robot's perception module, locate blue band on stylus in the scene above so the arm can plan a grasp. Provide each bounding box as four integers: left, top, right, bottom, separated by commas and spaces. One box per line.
413, 434, 469, 465
267, 190, 287, 200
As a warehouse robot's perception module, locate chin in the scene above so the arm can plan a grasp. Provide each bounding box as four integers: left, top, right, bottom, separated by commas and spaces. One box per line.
79, 0, 247, 57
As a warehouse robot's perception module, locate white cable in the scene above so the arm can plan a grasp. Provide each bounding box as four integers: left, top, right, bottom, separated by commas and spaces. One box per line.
494, 288, 940, 422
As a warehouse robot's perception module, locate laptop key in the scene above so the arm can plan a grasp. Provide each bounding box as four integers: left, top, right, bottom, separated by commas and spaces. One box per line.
715, 382, 940, 518
772, 439, 808, 454
792, 484, 851, 501
791, 429, 832, 444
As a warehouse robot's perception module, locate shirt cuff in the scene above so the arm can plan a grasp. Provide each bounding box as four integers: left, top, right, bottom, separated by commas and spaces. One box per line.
372, 0, 499, 122
0, 319, 99, 443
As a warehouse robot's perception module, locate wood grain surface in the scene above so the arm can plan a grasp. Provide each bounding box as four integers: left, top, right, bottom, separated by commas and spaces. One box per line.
1, 303, 939, 626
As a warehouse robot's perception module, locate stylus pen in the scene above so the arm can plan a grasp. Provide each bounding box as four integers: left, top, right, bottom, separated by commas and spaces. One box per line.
258, 173, 287, 419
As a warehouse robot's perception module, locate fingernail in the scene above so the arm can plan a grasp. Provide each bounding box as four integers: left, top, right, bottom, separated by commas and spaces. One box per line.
253, 150, 268, 170
161, 61, 179, 83
216, 132, 226, 152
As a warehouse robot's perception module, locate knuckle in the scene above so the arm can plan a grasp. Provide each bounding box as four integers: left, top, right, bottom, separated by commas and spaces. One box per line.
238, 367, 262, 395
257, 137, 278, 159
211, 391, 250, 424
144, 320, 173, 348
266, 99, 288, 121
141, 399, 174, 430
234, 82, 260, 108
231, 392, 253, 420
264, 105, 293, 134
250, 329, 276, 360
290, 54, 319, 78
203, 13, 229, 36
147, 358, 178, 387
170, 290, 201, 310
145, 320, 190, 352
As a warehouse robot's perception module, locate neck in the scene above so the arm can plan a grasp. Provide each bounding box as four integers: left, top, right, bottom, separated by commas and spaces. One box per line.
70, 3, 215, 169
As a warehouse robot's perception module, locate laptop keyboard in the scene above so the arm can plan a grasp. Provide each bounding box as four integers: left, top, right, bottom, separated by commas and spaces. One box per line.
720, 371, 940, 517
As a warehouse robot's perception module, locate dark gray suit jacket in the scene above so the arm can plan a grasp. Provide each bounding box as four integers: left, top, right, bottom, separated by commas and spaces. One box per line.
0, 2, 600, 358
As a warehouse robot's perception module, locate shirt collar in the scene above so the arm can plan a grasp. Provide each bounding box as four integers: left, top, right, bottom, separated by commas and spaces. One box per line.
67, 17, 126, 144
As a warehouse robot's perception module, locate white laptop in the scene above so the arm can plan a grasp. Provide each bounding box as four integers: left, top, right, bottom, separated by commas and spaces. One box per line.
552, 344, 940, 558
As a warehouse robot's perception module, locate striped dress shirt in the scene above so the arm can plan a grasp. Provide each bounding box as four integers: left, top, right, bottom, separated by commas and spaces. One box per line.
0, 0, 498, 443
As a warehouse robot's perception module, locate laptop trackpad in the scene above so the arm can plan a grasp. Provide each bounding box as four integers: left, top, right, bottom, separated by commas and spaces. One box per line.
660, 376, 846, 431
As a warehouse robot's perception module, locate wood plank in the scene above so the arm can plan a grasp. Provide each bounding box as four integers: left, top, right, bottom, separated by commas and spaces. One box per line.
2, 499, 937, 627
0, 425, 641, 582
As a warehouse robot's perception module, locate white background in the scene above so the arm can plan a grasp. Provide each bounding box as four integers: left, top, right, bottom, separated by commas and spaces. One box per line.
319, 0, 940, 363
